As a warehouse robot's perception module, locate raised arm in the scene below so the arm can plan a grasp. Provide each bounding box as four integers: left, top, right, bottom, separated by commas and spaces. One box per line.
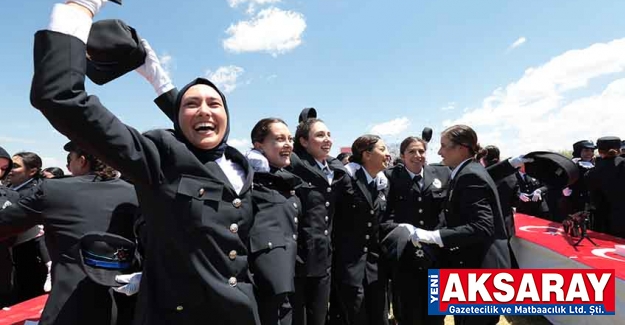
30, 2, 162, 185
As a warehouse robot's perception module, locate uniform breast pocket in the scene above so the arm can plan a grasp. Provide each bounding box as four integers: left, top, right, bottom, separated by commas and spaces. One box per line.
175, 175, 224, 230
432, 189, 448, 200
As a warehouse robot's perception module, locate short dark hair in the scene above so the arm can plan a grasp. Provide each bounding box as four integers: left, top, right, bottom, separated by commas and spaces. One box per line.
336, 152, 351, 162
349, 134, 381, 165
441, 124, 481, 156
294, 118, 324, 154
43, 167, 65, 178
477, 145, 500, 167
399, 136, 428, 155
251, 118, 288, 144
14, 152, 43, 179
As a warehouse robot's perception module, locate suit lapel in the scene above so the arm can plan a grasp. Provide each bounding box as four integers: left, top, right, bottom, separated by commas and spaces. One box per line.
421, 167, 434, 194
355, 169, 374, 208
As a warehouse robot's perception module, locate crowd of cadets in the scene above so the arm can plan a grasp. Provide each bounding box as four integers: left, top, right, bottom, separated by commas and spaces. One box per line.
0, 1, 624, 325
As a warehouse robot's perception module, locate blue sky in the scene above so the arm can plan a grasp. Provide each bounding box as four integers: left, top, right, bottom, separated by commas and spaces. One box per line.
1, 0, 625, 171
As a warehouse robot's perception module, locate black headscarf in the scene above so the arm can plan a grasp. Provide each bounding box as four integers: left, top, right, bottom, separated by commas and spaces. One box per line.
173, 78, 230, 162
0, 146, 12, 180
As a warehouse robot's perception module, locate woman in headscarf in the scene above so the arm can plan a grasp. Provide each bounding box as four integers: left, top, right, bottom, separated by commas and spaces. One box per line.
328, 134, 391, 325
30, 1, 273, 324
246, 118, 302, 325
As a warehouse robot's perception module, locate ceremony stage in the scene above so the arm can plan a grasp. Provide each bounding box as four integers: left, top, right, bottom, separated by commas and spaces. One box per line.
512, 213, 625, 325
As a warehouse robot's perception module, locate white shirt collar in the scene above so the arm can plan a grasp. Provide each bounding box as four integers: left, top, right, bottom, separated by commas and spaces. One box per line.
405, 166, 424, 180
451, 158, 473, 180
11, 178, 35, 191
361, 167, 375, 185
315, 159, 329, 171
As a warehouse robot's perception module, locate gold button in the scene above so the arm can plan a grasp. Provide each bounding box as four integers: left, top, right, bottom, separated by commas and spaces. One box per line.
325, 216, 329, 222
229, 223, 239, 234
198, 188, 205, 196
399, 196, 403, 200
418, 209, 423, 214
293, 234, 297, 240
268, 242, 273, 249
232, 198, 242, 208
363, 247, 368, 252
228, 277, 237, 287
418, 197, 422, 202
294, 217, 298, 224
324, 230, 328, 236
370, 210, 374, 215
367, 222, 372, 227
327, 187, 332, 193
419, 220, 424, 226
325, 202, 330, 207
365, 235, 370, 240
293, 202, 298, 209
229, 250, 237, 260
176, 305, 184, 312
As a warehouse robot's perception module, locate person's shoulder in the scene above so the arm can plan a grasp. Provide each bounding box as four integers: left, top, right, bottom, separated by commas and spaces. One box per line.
426, 163, 451, 176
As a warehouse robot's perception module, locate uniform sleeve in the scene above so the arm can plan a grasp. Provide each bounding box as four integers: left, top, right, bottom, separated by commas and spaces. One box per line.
30, 30, 162, 186
154, 88, 179, 123
0, 187, 44, 240
438, 173, 495, 247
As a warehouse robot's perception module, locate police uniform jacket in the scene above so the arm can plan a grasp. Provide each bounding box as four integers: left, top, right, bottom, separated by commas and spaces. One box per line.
0, 186, 19, 306
250, 168, 301, 296
30, 30, 269, 325
562, 161, 594, 216
332, 168, 386, 287
495, 174, 519, 238
439, 161, 511, 269
288, 152, 346, 278
0, 175, 138, 325
11, 178, 44, 246
585, 156, 625, 238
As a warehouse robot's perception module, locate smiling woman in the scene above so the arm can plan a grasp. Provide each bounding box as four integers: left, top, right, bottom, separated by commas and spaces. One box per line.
28, 2, 283, 324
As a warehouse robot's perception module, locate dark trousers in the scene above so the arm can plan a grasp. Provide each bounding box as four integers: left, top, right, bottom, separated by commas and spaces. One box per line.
259, 293, 293, 325
0, 241, 14, 307
293, 275, 331, 325
12, 237, 47, 304
330, 279, 388, 325
392, 263, 444, 325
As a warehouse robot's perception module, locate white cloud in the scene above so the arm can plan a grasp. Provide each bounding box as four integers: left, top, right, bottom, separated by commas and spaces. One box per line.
0, 136, 35, 144
205, 65, 245, 93
509, 37, 527, 50
370, 117, 410, 136
440, 102, 456, 111
442, 38, 625, 158
228, 0, 281, 14
229, 138, 252, 152
159, 54, 173, 75
223, 7, 306, 56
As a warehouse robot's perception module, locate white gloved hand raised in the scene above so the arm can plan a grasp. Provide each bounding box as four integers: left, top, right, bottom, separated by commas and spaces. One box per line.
135, 39, 174, 96
397, 223, 417, 236
112, 272, 142, 296
562, 187, 572, 197
68, 0, 108, 16
508, 155, 534, 169
518, 193, 531, 203
409, 228, 443, 247
531, 189, 542, 202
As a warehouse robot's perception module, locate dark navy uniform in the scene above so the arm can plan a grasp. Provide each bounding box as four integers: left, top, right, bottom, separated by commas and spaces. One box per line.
288, 151, 346, 325
251, 168, 302, 325
30, 30, 275, 325
561, 160, 594, 218
586, 156, 625, 237
329, 168, 388, 325
381, 164, 450, 325
0, 175, 139, 325
515, 172, 549, 218
440, 160, 510, 325
0, 185, 19, 307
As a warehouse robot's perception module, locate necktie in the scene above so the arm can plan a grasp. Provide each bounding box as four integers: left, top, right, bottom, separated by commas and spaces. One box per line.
413, 174, 422, 190
369, 181, 378, 198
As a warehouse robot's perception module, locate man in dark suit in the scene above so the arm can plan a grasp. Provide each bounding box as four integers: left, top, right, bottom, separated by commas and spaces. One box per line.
0, 142, 139, 325
409, 125, 510, 325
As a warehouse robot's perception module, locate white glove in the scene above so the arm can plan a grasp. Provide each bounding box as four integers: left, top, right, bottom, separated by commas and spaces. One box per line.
397, 223, 417, 236
135, 39, 174, 96
69, 0, 108, 16
518, 193, 531, 202
409, 228, 443, 247
562, 187, 572, 197
531, 189, 542, 202
508, 155, 534, 168
113, 272, 142, 296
